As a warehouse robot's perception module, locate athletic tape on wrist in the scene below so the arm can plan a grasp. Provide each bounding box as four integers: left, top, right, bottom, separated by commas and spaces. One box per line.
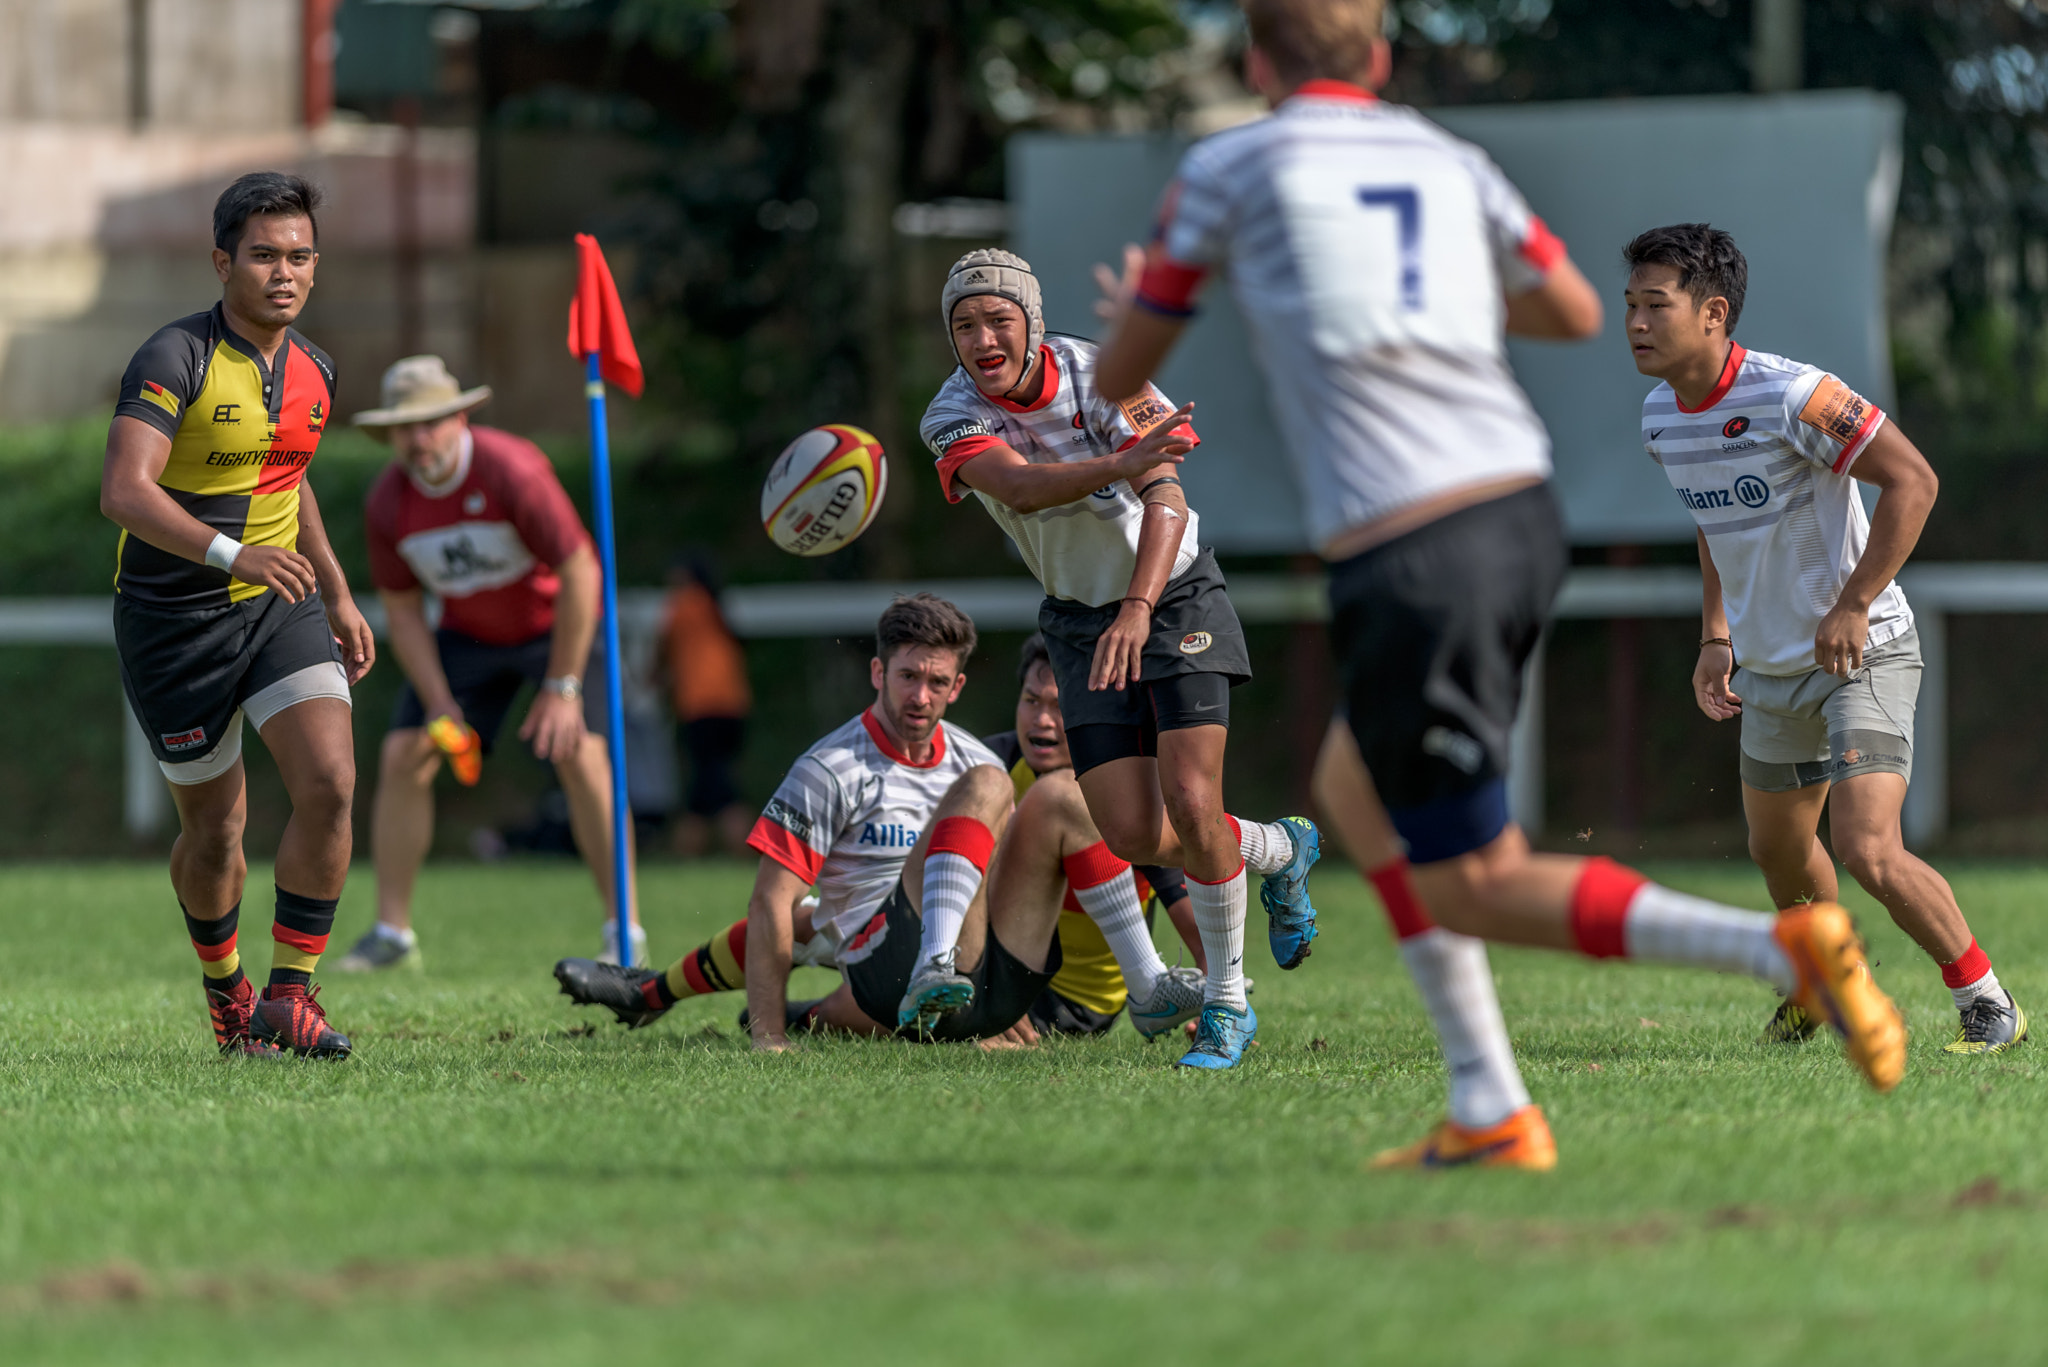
205, 533, 244, 573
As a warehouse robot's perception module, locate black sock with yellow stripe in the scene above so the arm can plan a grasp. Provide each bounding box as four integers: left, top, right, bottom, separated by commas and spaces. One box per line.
269, 887, 338, 991
184, 901, 244, 994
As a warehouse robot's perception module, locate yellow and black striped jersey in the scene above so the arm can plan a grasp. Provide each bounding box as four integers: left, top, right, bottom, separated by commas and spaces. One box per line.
112, 305, 336, 609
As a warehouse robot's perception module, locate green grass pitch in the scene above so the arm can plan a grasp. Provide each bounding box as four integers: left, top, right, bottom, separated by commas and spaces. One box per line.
1, 858, 2043, 1364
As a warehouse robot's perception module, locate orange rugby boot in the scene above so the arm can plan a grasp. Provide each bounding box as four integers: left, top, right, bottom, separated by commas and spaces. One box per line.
427, 715, 483, 786
1773, 903, 1907, 1093
1368, 1104, 1557, 1172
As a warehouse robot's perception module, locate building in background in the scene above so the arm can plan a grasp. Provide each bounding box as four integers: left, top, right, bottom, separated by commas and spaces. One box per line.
0, 0, 633, 433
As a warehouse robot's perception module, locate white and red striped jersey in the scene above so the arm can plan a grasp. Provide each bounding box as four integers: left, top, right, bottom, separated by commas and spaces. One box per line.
1140, 81, 1563, 555
748, 709, 1002, 964
1643, 343, 1910, 676
920, 334, 1201, 606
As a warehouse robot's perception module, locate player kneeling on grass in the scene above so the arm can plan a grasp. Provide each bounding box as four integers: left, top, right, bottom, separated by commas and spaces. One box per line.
1094, 0, 1908, 1166
554, 602, 1211, 1047
921, 248, 1321, 1070
1626, 223, 2025, 1055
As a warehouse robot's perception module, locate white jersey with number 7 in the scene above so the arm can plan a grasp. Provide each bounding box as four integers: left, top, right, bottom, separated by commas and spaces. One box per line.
1140, 82, 1565, 554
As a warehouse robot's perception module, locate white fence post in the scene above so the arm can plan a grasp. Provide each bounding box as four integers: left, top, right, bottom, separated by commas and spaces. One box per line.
123, 701, 170, 839
1902, 610, 1947, 849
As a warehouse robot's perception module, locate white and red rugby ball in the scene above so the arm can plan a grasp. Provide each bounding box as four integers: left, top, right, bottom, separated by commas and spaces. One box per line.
761, 423, 888, 557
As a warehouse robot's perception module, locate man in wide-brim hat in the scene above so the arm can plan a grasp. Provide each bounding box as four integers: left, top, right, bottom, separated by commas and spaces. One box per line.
337, 355, 645, 972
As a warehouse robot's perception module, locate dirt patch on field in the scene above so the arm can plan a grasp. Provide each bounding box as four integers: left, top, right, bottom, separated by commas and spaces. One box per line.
1, 1252, 691, 1316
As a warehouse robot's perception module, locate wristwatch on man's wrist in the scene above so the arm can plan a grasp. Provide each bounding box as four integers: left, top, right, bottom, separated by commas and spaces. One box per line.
542, 675, 582, 702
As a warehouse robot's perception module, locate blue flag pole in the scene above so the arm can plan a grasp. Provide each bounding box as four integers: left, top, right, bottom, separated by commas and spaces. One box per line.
584, 351, 635, 964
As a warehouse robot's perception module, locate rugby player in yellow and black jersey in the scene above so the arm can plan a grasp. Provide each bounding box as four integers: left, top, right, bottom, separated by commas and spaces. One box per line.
101, 172, 375, 1062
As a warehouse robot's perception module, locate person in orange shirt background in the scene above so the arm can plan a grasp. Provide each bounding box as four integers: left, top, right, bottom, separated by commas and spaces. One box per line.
658, 553, 753, 856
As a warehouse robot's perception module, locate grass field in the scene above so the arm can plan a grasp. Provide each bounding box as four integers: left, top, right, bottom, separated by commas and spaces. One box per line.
2, 857, 2045, 1365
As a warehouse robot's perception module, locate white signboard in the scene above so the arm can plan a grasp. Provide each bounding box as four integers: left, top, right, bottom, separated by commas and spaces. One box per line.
1012, 89, 1902, 548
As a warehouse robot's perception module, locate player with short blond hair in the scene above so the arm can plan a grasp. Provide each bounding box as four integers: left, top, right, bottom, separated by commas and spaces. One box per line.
1094, 0, 1907, 1165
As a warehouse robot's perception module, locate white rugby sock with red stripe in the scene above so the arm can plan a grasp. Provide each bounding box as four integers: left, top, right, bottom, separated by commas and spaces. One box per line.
1063, 842, 1165, 1000
1228, 815, 1293, 876
1187, 864, 1249, 1011
918, 817, 994, 966
1369, 858, 1530, 1130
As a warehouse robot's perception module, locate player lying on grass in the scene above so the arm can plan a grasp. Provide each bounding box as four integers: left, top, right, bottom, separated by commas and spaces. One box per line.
1626, 223, 2026, 1055
554, 597, 1209, 1048
920, 247, 1320, 1069
101, 172, 372, 1061
1094, 0, 1906, 1166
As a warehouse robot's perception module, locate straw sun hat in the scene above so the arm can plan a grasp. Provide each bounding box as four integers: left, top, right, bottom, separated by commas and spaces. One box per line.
350, 355, 492, 429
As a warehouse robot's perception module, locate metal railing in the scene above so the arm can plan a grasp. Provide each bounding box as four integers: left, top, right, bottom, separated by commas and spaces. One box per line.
8, 563, 2044, 845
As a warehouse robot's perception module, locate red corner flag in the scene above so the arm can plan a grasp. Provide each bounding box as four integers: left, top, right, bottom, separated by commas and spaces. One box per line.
567, 233, 644, 397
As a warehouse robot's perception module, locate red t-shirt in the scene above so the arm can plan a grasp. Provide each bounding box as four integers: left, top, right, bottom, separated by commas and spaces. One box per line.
365, 425, 593, 646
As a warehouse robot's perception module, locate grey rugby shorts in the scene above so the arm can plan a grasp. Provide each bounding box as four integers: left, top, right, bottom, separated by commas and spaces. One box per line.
1734, 625, 1920, 793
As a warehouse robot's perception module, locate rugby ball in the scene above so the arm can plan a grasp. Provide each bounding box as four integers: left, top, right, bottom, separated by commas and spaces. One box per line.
762, 424, 888, 557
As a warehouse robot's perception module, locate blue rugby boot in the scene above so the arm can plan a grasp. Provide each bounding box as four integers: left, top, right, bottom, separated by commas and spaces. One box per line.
1260, 816, 1322, 970
897, 949, 973, 1035
1175, 1002, 1257, 1069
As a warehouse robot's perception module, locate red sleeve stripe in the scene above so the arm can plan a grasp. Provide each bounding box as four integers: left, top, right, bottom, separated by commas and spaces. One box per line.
934, 434, 1002, 503
1518, 215, 1566, 273
1114, 421, 1199, 454
1060, 839, 1131, 891
1135, 257, 1208, 318
929, 816, 996, 872
1833, 407, 1885, 475
748, 815, 825, 884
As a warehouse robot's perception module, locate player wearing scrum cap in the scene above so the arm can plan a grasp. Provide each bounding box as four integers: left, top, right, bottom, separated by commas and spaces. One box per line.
920, 247, 1321, 1070
1094, 0, 1907, 1163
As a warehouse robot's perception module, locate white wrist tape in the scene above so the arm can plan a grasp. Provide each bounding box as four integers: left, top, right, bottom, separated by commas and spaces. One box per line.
204, 533, 244, 573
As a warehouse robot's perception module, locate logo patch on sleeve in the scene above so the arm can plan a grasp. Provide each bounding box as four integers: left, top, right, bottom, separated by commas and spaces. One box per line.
1798, 376, 1875, 446
928, 418, 990, 454
1118, 388, 1171, 434
140, 382, 181, 419
762, 796, 814, 843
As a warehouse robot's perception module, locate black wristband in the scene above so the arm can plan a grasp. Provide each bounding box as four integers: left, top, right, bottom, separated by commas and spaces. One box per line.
1137, 475, 1183, 497
1122, 596, 1156, 612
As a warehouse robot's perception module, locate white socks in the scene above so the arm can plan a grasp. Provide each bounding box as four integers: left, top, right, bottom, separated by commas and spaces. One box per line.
918, 851, 982, 965
1400, 928, 1531, 1130
1232, 816, 1294, 877
1623, 884, 1795, 993
1063, 844, 1166, 1000
1187, 867, 1249, 1010
1954, 969, 2004, 1010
